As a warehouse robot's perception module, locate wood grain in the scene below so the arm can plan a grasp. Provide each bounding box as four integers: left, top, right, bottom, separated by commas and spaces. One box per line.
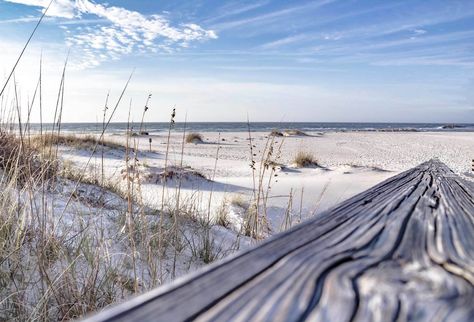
83, 160, 474, 322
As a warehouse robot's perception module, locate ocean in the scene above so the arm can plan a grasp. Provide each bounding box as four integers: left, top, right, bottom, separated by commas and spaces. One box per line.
22, 122, 474, 134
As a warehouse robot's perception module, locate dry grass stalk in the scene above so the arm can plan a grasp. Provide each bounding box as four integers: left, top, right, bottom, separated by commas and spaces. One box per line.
158, 107, 176, 282
281, 188, 293, 232
244, 122, 285, 239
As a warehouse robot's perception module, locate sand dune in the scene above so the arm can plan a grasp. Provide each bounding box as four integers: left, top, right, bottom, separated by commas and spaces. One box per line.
59, 130, 473, 231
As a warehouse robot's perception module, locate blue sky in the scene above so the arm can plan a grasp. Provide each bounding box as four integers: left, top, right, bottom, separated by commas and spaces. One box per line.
0, 0, 473, 123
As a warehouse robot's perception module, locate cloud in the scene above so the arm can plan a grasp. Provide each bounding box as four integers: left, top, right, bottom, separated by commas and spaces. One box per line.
203, 1, 270, 24
5, 0, 76, 18
212, 0, 335, 30
5, 0, 217, 69
75, 1, 216, 42
260, 34, 312, 50
0, 16, 39, 24
413, 29, 427, 35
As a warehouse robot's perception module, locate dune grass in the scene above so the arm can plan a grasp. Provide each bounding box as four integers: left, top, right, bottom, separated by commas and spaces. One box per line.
284, 129, 308, 136
0, 10, 244, 320
0, 14, 297, 318
269, 130, 283, 137
0, 124, 237, 320
229, 194, 249, 209
0, 111, 297, 321
185, 132, 203, 143
293, 151, 318, 168
0, 130, 58, 184
31, 133, 125, 151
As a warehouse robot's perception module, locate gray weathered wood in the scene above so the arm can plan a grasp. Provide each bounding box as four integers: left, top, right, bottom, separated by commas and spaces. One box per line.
83, 160, 474, 322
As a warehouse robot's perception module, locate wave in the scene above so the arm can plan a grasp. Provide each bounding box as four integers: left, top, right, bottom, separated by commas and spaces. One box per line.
21, 122, 474, 134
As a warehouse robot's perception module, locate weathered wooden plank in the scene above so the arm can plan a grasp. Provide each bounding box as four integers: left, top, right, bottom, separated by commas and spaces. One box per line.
83, 160, 474, 322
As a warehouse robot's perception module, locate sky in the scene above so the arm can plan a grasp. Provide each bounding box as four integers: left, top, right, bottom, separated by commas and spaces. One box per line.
0, 0, 473, 123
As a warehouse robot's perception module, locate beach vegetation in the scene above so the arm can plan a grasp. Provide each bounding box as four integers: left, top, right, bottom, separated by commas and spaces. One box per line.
31, 133, 124, 151
185, 132, 203, 143
293, 151, 319, 167
0, 12, 296, 319
284, 129, 308, 136
270, 130, 284, 136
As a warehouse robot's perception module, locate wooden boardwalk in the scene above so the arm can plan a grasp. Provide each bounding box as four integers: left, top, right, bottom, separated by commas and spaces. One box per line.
84, 160, 474, 322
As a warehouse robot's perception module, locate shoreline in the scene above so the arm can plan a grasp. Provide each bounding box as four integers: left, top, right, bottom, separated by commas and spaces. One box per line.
13, 122, 474, 136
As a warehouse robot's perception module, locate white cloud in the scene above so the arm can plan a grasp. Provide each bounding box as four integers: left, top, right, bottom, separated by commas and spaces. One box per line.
5, 0, 217, 69
260, 34, 311, 50
413, 29, 427, 35
212, 0, 336, 30
5, 0, 76, 18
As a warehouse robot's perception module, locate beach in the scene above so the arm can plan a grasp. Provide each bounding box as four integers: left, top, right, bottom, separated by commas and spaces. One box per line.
1, 126, 472, 320
0, 127, 472, 320
3, 0, 474, 319
60, 130, 474, 234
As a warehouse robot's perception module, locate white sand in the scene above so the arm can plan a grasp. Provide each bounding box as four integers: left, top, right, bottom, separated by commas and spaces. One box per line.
60, 131, 473, 235
6, 130, 468, 315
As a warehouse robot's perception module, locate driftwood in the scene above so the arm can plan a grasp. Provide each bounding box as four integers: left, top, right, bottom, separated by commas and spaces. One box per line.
83, 160, 474, 322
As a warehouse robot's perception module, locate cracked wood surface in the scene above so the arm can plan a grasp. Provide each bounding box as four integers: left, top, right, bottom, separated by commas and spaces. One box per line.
84, 159, 474, 322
